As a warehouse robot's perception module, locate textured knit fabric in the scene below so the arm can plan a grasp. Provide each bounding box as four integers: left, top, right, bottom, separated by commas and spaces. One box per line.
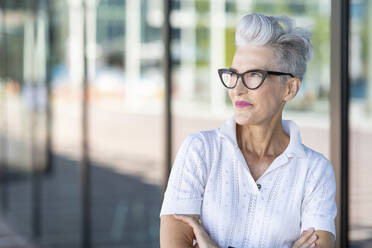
159, 114, 337, 248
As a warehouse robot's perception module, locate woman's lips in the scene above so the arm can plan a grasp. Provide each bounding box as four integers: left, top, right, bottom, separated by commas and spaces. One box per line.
235, 100, 253, 108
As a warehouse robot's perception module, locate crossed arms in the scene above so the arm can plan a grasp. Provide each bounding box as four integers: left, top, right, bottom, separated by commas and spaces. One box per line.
160, 214, 335, 248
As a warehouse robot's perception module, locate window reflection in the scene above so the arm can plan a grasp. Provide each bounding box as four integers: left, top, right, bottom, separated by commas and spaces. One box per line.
1, 0, 370, 247
349, 0, 372, 246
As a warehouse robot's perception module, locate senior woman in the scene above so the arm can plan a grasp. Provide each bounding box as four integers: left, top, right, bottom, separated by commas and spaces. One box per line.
159, 13, 337, 248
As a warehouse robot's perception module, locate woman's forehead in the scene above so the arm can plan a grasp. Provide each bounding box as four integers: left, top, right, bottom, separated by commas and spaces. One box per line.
231, 45, 276, 72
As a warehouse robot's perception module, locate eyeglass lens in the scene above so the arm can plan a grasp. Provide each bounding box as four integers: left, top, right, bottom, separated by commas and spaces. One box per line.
221, 70, 264, 89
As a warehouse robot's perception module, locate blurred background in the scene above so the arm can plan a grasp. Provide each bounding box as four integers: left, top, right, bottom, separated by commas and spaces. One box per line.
0, 0, 371, 247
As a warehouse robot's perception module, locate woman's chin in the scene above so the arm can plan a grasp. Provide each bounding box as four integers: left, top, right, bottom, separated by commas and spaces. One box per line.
234, 112, 258, 126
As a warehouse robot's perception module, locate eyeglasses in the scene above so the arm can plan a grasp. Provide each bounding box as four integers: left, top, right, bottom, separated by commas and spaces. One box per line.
218, 68, 294, 90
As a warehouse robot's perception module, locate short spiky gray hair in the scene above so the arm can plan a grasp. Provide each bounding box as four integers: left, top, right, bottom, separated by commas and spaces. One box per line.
235, 13, 313, 81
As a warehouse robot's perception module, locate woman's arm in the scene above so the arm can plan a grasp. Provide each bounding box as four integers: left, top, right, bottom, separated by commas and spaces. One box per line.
314, 230, 335, 248
172, 215, 319, 248
159, 134, 210, 247
171, 214, 220, 248
160, 214, 199, 248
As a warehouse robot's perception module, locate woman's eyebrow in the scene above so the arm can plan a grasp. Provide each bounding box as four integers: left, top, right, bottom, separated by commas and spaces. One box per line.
229, 67, 263, 73
229, 67, 238, 72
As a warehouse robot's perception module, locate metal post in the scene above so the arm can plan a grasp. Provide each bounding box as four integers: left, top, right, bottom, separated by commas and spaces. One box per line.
0, 0, 8, 213
82, 0, 91, 247
330, 0, 349, 247
367, 1, 372, 115
210, 0, 226, 116
44, 0, 53, 174
340, 0, 349, 246
30, 0, 42, 238
162, 0, 172, 193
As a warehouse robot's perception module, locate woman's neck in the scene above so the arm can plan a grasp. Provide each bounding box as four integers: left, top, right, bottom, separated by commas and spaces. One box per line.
236, 113, 289, 160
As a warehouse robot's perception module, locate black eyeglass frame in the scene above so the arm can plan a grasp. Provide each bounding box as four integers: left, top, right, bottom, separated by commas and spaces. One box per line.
218, 68, 295, 90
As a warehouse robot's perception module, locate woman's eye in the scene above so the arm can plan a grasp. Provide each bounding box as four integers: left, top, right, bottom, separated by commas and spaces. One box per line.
250, 72, 262, 78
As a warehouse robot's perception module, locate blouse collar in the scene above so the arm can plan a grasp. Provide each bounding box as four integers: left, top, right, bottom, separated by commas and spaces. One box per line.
218, 114, 307, 159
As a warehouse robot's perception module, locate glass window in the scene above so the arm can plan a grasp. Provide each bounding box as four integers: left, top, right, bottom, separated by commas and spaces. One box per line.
1, 0, 36, 240
91, 0, 162, 247
1, 0, 163, 247
349, 0, 372, 246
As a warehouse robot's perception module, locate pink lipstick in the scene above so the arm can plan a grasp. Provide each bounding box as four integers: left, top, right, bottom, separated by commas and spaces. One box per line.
235, 100, 253, 108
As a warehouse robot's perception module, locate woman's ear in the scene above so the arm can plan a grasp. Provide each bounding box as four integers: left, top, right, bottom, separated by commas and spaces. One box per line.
283, 77, 301, 102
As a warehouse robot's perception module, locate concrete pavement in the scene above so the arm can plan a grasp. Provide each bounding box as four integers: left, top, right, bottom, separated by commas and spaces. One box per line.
0, 217, 35, 248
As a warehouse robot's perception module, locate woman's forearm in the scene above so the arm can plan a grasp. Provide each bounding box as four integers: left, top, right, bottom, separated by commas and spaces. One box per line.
313, 230, 335, 248
160, 215, 195, 248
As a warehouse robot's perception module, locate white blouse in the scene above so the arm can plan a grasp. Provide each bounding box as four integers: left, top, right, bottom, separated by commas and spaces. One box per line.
159, 114, 337, 248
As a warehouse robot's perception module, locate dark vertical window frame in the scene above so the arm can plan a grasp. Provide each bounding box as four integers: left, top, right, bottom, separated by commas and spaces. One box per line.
162, 0, 172, 194
330, 0, 349, 247
30, 0, 42, 239
82, 0, 91, 247
340, 0, 350, 246
0, 0, 8, 214
44, 0, 53, 175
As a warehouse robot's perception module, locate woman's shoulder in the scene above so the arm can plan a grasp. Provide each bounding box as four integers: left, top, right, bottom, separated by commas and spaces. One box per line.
301, 144, 334, 175
301, 144, 329, 161
183, 128, 221, 148
177, 129, 221, 168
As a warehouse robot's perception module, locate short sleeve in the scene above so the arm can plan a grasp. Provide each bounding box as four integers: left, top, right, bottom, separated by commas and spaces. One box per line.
159, 133, 209, 217
301, 155, 337, 238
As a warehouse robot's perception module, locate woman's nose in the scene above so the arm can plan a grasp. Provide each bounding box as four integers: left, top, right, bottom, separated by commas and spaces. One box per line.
232, 77, 248, 95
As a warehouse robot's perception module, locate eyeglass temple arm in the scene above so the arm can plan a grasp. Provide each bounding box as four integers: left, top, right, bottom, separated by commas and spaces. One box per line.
267, 71, 295, 77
